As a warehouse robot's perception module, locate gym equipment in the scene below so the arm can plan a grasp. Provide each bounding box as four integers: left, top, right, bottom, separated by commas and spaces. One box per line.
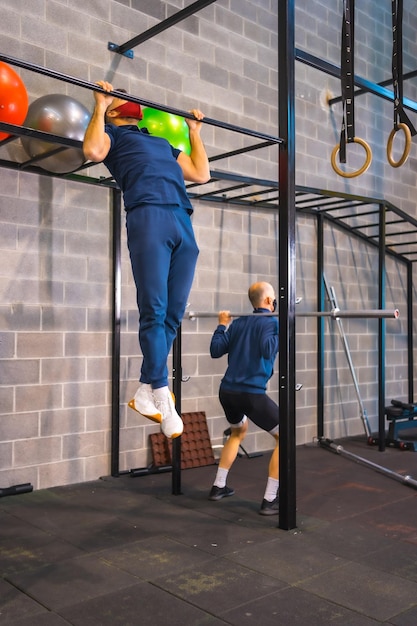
139, 107, 191, 154
186, 308, 399, 320
319, 438, 417, 490
322, 279, 415, 453
387, 123, 412, 168
0, 61, 29, 141
108, 0, 217, 58
0, 483, 33, 498
0, 52, 282, 144
331, 137, 372, 178
382, 399, 417, 451
323, 277, 373, 440
331, 0, 372, 178
129, 411, 215, 476
318, 278, 416, 489
387, 0, 416, 167
21, 94, 90, 173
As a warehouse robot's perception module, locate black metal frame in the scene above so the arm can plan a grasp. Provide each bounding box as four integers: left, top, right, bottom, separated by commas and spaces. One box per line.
277, 0, 297, 530
0, 2, 415, 527
1, 121, 415, 517
296, 48, 417, 114
108, 0, 218, 58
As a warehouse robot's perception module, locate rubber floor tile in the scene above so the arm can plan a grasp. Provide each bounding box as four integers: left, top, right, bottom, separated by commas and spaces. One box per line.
220, 585, 382, 626
164, 514, 277, 556
298, 560, 417, 622
154, 558, 286, 615
389, 603, 417, 626
227, 533, 347, 584
59, 580, 226, 626
349, 541, 417, 584
0, 578, 48, 625
5, 554, 139, 611
96, 535, 215, 580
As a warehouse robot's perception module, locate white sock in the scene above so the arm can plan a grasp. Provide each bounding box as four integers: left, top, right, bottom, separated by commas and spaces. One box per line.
213, 467, 229, 489
264, 477, 279, 502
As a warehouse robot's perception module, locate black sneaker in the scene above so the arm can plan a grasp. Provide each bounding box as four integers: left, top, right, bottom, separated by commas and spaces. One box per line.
208, 485, 235, 501
259, 496, 279, 515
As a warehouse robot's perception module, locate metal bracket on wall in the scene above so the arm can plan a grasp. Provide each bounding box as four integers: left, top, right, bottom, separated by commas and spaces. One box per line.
107, 42, 133, 59
107, 0, 217, 58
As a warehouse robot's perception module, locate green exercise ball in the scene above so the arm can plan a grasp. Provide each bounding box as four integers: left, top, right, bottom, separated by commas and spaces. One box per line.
139, 107, 191, 155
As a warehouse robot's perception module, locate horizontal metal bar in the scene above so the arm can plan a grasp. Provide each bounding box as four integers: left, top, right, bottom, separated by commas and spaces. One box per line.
329, 69, 417, 106
0, 483, 33, 497
191, 182, 249, 200
186, 309, 400, 320
0, 52, 282, 144
387, 239, 417, 248
319, 438, 417, 490
112, 0, 217, 55
306, 309, 399, 319
208, 140, 277, 162
0, 121, 83, 148
129, 465, 173, 477
295, 48, 417, 114
0, 156, 118, 188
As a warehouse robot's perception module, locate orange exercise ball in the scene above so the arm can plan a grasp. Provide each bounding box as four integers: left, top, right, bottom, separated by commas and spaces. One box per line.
0, 62, 29, 141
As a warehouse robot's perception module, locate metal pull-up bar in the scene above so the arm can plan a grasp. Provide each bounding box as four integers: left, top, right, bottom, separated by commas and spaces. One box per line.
186, 309, 400, 320
0, 53, 282, 145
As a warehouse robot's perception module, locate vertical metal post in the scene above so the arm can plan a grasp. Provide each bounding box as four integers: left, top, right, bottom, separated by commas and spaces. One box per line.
378, 204, 386, 451
171, 328, 182, 494
317, 214, 325, 438
407, 262, 414, 402
278, 0, 297, 530
111, 188, 122, 476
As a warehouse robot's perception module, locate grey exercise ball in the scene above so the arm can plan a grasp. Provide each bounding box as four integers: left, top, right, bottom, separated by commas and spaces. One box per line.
21, 94, 91, 174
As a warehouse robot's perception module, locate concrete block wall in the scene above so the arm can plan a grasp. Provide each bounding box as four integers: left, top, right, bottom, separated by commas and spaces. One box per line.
0, 0, 415, 490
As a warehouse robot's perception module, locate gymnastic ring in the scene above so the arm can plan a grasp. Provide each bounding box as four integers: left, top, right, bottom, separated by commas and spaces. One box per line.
386, 122, 412, 168
330, 137, 372, 178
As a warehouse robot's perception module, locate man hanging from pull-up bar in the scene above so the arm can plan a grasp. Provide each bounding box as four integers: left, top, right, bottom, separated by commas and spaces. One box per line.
83, 81, 210, 439
208, 281, 280, 515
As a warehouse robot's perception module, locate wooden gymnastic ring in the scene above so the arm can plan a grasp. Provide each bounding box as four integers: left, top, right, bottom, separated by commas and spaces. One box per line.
386, 122, 412, 168
330, 137, 372, 178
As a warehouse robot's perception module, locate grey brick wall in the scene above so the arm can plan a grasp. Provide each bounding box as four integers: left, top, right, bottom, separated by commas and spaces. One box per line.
0, 0, 415, 490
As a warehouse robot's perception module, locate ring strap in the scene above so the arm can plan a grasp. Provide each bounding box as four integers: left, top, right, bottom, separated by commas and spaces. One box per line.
339, 0, 355, 163
392, 0, 416, 135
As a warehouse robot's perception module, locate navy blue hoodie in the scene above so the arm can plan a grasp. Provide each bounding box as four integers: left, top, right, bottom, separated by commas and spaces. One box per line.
210, 308, 279, 394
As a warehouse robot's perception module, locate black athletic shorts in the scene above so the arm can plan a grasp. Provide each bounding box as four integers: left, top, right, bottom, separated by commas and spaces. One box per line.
219, 388, 279, 435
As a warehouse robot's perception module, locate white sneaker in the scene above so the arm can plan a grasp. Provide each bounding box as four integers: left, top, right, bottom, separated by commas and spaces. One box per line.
154, 390, 184, 439
128, 383, 162, 423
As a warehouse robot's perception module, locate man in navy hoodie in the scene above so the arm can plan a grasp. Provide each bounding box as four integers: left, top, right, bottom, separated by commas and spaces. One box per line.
209, 281, 280, 515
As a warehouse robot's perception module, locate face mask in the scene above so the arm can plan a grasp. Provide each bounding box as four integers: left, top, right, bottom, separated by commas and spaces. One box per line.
112, 102, 143, 120
272, 298, 277, 312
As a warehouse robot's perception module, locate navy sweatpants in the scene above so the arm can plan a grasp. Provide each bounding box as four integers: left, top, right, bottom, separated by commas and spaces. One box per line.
126, 204, 199, 388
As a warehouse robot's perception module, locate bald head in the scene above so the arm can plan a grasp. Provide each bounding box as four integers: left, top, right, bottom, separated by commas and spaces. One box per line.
248, 281, 276, 309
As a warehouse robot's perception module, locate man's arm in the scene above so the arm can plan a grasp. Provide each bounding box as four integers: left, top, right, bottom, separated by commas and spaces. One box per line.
177, 109, 210, 184
209, 311, 232, 358
83, 81, 113, 163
